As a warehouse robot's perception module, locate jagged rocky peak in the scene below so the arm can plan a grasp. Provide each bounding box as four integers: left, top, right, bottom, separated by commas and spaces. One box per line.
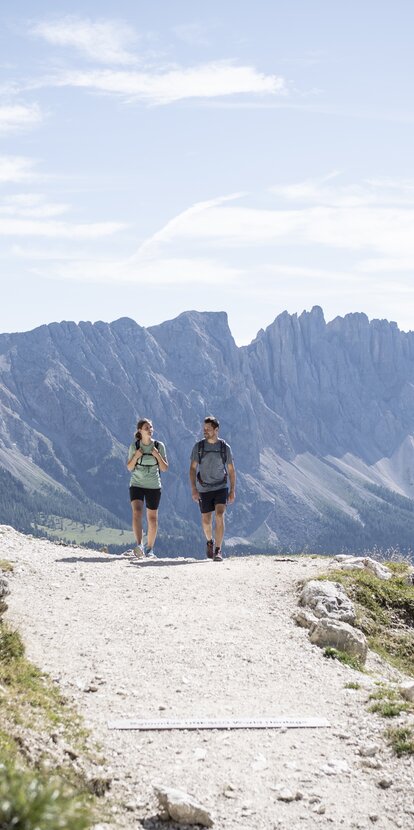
148, 310, 239, 375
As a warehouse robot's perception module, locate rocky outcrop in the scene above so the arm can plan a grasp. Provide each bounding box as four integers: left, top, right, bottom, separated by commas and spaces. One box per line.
309, 618, 368, 663
299, 580, 356, 624
296, 576, 368, 663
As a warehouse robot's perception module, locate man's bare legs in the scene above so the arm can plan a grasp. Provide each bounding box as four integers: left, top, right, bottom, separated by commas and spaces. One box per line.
214, 504, 226, 549
201, 506, 226, 549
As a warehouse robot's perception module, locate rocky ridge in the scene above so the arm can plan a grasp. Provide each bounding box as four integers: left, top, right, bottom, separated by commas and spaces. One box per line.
1, 308, 414, 551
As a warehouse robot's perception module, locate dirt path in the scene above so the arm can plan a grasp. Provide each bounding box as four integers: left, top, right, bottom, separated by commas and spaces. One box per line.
2, 526, 413, 829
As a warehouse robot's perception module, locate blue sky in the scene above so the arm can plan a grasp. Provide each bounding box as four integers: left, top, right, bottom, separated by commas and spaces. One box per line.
1, 1, 413, 343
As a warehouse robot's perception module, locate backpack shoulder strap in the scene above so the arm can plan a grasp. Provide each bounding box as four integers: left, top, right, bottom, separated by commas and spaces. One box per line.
154, 440, 159, 450
219, 439, 227, 466
197, 439, 205, 464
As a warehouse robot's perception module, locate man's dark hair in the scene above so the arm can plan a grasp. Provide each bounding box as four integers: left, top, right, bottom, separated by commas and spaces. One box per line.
204, 415, 220, 429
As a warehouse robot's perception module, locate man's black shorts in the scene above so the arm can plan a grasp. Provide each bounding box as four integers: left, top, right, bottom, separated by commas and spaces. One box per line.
198, 488, 228, 514
129, 486, 161, 510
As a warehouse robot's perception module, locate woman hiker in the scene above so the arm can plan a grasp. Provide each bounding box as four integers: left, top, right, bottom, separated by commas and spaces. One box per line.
127, 418, 168, 559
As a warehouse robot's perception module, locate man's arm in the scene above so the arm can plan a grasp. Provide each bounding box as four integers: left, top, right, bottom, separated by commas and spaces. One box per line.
227, 462, 236, 503
189, 459, 199, 502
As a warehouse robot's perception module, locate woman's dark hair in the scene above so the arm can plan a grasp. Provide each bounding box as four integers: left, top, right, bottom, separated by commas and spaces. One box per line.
135, 418, 152, 444
204, 415, 219, 429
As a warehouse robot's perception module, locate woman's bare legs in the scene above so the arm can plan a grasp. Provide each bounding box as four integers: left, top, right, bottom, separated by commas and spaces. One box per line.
146, 508, 158, 550
131, 499, 143, 545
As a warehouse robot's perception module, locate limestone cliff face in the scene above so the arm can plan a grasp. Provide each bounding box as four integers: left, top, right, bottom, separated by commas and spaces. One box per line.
1, 307, 414, 553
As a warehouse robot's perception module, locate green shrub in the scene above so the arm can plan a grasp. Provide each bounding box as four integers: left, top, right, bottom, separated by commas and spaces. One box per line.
0, 626, 24, 662
386, 726, 414, 756
323, 647, 364, 672
0, 762, 92, 830
368, 684, 413, 718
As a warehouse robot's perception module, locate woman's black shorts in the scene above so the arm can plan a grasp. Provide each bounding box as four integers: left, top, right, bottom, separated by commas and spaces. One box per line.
129, 487, 161, 510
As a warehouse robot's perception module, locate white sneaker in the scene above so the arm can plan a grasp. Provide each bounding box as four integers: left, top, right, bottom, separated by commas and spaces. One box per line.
132, 545, 145, 559
145, 547, 157, 558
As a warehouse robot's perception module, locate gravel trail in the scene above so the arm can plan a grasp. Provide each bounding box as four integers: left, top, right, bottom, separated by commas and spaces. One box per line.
2, 526, 413, 829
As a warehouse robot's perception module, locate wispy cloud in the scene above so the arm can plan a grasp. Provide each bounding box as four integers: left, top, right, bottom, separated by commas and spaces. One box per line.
0, 193, 69, 219
270, 173, 414, 207
32, 254, 242, 285
30, 61, 285, 105
31, 15, 139, 65
0, 217, 126, 239
139, 192, 247, 254
133, 179, 414, 270
0, 103, 43, 134
0, 155, 38, 183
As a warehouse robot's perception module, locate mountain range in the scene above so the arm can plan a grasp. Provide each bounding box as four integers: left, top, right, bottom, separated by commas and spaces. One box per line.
1, 306, 414, 556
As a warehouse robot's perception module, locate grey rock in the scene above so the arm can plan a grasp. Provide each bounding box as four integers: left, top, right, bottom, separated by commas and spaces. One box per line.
377, 777, 393, 789
293, 609, 318, 629
275, 788, 303, 802
358, 743, 380, 757
0, 575, 10, 598
299, 580, 356, 623
309, 618, 368, 662
153, 784, 214, 827
399, 681, 414, 702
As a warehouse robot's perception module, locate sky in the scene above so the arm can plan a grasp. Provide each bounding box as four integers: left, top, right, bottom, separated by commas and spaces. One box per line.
1, 0, 414, 344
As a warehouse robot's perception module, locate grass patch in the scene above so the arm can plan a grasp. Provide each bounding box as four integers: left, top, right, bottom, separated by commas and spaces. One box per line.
386, 725, 414, 756
368, 683, 413, 718
319, 567, 414, 676
36, 517, 134, 547
323, 646, 364, 672
0, 559, 13, 572
0, 620, 99, 828
344, 681, 361, 690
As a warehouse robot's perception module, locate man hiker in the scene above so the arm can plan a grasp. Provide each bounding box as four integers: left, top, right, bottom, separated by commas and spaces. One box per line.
190, 416, 236, 561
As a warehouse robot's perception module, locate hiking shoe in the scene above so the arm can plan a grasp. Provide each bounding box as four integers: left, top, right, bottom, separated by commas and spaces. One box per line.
145, 547, 157, 559
132, 545, 145, 559
213, 547, 223, 562
206, 539, 214, 559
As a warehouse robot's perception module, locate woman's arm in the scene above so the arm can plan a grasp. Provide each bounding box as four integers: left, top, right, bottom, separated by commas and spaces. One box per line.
152, 444, 169, 472
126, 448, 142, 472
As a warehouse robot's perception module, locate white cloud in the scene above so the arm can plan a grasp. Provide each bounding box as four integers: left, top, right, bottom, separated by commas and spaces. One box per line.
37, 61, 285, 104
270, 173, 414, 207
138, 181, 414, 267
32, 255, 242, 285
139, 192, 246, 254
32, 16, 138, 65
357, 257, 414, 273
0, 193, 68, 218
0, 156, 38, 183
0, 217, 126, 239
0, 103, 43, 134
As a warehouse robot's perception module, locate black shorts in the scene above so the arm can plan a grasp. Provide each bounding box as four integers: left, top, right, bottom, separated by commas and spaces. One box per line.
130, 487, 161, 510
198, 488, 228, 514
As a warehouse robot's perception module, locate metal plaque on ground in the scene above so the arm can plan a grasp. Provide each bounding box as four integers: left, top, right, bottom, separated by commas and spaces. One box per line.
108, 716, 330, 731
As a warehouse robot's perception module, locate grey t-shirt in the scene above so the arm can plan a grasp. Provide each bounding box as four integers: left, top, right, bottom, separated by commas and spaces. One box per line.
191, 439, 233, 493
